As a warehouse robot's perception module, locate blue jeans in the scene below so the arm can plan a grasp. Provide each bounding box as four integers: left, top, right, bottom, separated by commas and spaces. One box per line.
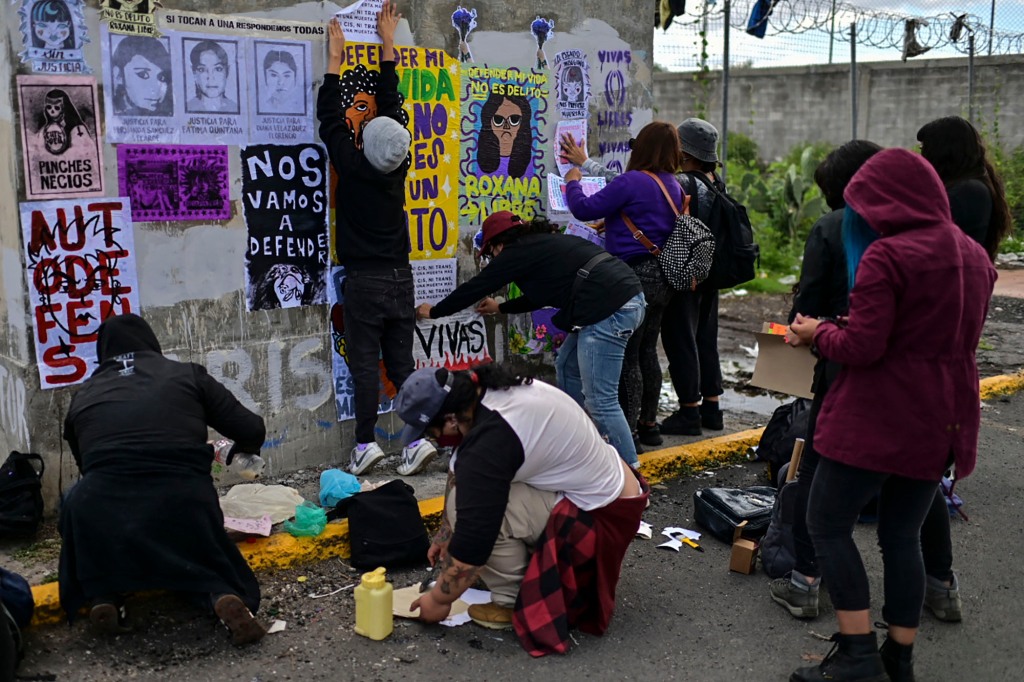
556, 292, 646, 465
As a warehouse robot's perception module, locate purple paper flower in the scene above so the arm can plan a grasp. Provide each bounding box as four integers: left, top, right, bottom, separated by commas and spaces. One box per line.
531, 16, 554, 45
451, 6, 477, 38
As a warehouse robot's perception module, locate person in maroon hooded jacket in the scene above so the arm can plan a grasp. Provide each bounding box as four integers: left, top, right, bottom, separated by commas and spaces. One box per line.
787, 148, 996, 682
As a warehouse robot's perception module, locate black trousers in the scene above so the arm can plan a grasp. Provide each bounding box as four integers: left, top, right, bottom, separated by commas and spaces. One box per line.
620, 258, 674, 427
808, 456, 938, 628
661, 285, 723, 405
343, 267, 416, 444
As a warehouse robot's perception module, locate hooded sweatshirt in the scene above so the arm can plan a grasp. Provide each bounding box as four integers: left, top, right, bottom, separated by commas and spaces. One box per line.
811, 149, 996, 481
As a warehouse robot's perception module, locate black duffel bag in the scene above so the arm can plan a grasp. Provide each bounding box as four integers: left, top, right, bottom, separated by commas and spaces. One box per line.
0, 452, 45, 539
693, 486, 776, 543
329, 480, 430, 570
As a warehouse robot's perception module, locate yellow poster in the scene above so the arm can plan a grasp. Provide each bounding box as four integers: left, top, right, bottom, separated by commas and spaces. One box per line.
336, 43, 460, 260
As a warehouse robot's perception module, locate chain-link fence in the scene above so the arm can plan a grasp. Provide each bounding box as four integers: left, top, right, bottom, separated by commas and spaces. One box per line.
654, 0, 1024, 70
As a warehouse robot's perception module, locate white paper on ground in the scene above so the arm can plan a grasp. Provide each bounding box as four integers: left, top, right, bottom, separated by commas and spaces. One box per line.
223, 514, 273, 536
662, 526, 701, 541
657, 538, 682, 551
267, 620, 287, 634
392, 584, 493, 627
636, 520, 653, 540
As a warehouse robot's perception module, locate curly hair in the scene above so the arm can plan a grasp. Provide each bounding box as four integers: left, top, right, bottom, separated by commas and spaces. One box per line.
337, 63, 409, 127
477, 90, 532, 178
425, 364, 534, 429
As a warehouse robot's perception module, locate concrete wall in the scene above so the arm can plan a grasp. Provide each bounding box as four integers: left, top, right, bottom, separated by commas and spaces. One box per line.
1, 0, 654, 511
654, 54, 1024, 162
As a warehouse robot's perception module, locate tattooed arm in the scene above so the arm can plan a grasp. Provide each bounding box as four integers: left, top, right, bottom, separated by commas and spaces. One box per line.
427, 471, 456, 566
411, 552, 483, 623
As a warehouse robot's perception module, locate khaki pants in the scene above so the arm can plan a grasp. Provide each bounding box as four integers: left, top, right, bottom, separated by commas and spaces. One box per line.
447, 483, 561, 607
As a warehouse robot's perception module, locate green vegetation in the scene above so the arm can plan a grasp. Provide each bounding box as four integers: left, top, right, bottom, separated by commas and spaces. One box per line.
992, 143, 1024, 252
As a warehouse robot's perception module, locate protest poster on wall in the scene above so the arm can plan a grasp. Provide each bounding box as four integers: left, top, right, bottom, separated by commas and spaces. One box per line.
337, 42, 461, 260
334, 0, 385, 44
174, 31, 249, 145
565, 219, 605, 247
159, 10, 326, 40
100, 0, 157, 37
411, 258, 457, 305
554, 119, 587, 176
117, 144, 230, 222
553, 49, 590, 119
17, 75, 105, 200
101, 26, 176, 144
413, 309, 491, 370
18, 0, 91, 74
241, 144, 329, 311
247, 38, 315, 144
459, 64, 550, 227
20, 198, 140, 388
328, 266, 396, 422
547, 173, 606, 216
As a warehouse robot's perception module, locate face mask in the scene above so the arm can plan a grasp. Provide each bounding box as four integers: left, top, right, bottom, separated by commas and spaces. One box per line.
436, 433, 464, 448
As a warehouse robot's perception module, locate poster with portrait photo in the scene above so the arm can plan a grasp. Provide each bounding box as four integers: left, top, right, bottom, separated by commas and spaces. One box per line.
241, 144, 328, 311
117, 144, 230, 222
17, 75, 105, 200
101, 26, 176, 144
18, 0, 91, 74
175, 31, 248, 145
553, 49, 590, 120
247, 38, 314, 144
100, 0, 157, 37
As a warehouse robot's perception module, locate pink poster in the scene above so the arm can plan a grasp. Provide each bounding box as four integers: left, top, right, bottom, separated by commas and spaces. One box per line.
117, 144, 231, 222
17, 75, 105, 200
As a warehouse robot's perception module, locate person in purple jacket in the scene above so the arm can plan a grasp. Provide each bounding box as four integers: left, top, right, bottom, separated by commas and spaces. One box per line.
787, 149, 996, 682
564, 121, 684, 453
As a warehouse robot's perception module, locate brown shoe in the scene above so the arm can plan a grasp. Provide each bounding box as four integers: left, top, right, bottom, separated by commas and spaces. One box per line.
214, 594, 267, 646
467, 602, 514, 630
89, 602, 132, 634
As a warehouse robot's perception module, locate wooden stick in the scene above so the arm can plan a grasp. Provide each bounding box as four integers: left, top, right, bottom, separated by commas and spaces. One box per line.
786, 438, 806, 483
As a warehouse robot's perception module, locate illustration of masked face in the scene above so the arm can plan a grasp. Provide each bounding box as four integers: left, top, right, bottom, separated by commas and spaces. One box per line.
274, 267, 305, 307
490, 98, 523, 158
194, 50, 228, 100
114, 0, 144, 12
345, 92, 377, 149
562, 78, 583, 103
265, 60, 296, 105
120, 54, 170, 112
34, 20, 71, 49
42, 94, 69, 154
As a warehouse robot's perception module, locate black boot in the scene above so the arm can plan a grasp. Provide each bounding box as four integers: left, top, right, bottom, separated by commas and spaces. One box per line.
660, 406, 702, 436
699, 401, 724, 430
879, 636, 915, 682
791, 632, 890, 682
637, 422, 663, 446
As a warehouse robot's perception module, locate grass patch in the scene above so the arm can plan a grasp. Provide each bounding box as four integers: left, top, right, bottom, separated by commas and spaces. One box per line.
12, 537, 61, 564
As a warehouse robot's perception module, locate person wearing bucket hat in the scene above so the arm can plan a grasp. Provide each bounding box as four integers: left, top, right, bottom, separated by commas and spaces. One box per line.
415, 211, 645, 466
398, 364, 648, 653
317, 4, 437, 476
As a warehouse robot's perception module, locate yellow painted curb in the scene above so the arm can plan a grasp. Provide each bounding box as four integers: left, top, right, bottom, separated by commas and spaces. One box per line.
28, 371, 1024, 627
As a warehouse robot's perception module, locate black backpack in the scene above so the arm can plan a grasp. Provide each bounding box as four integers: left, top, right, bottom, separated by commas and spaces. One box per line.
683, 172, 759, 290
0, 453, 44, 539
757, 399, 812, 487
329, 480, 430, 570
760, 481, 800, 578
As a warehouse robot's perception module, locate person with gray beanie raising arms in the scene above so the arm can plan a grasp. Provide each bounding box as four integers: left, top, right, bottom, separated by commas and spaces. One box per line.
317, 3, 438, 477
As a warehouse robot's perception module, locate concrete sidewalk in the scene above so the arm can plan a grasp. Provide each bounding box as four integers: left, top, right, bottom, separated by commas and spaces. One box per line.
27, 371, 1024, 627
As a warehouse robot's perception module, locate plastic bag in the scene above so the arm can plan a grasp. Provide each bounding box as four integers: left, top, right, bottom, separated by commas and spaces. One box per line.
219, 484, 305, 524
284, 501, 328, 537
319, 469, 361, 508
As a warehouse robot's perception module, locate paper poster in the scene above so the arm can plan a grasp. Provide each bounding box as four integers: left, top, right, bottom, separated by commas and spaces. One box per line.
412, 258, 457, 305
451, 6, 477, 63
18, 0, 91, 74
20, 198, 140, 388
334, 0, 385, 44
100, 0, 157, 37
247, 38, 315, 144
117, 144, 230, 222
413, 309, 491, 370
553, 49, 590, 119
338, 43, 460, 260
241, 144, 329, 311
459, 64, 550, 227
17, 75, 105, 200
547, 173, 605, 215
159, 10, 325, 40
508, 307, 567, 356
328, 266, 396, 422
555, 119, 587, 176
530, 16, 554, 70
101, 27, 176, 144
175, 32, 248, 145
565, 219, 605, 247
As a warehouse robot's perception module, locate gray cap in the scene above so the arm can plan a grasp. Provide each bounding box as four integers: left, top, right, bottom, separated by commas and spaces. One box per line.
362, 116, 411, 174
396, 367, 454, 446
677, 118, 719, 163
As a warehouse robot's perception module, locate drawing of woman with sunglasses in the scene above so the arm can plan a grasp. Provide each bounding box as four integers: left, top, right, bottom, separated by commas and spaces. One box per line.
478, 90, 533, 178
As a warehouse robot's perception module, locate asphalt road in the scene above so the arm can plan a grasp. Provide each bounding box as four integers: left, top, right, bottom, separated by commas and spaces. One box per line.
15, 393, 1024, 681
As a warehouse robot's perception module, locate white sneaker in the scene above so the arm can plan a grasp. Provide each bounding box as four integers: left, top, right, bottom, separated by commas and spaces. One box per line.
397, 439, 437, 476
349, 442, 386, 476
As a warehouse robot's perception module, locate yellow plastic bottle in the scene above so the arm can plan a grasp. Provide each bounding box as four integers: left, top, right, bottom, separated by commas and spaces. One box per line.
353, 566, 393, 640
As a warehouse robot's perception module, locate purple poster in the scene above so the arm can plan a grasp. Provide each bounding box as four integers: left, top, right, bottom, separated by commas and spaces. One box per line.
117, 144, 230, 222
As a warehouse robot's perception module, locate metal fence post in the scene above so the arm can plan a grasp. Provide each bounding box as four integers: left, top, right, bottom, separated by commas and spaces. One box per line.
850, 22, 858, 139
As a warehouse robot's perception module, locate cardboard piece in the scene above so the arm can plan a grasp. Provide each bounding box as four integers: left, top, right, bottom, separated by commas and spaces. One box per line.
749, 323, 817, 399
729, 521, 758, 575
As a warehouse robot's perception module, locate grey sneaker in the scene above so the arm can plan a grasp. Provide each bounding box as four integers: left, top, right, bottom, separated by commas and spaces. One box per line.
924, 574, 962, 622
770, 571, 819, 618
349, 442, 386, 476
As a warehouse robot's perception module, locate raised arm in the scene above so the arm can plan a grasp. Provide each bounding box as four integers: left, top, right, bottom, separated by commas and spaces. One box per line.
375, 1, 404, 122
194, 364, 267, 453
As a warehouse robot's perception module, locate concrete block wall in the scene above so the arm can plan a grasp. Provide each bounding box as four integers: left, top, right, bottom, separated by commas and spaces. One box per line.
654, 54, 1024, 161
0, 0, 655, 512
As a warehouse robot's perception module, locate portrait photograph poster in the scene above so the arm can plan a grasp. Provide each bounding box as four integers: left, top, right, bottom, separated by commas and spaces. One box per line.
175, 31, 249, 146
117, 144, 231, 222
248, 38, 315, 145
101, 27, 176, 144
17, 74, 105, 200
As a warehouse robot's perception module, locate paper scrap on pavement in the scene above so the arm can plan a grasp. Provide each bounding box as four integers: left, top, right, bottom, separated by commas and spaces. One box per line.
335, 0, 386, 43
393, 584, 492, 627
223, 514, 273, 536
657, 538, 683, 551
267, 620, 287, 634
662, 527, 701, 541
636, 521, 653, 540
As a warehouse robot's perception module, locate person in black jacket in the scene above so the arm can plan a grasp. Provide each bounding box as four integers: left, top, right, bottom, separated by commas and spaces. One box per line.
59, 314, 267, 645
415, 211, 646, 465
318, 3, 437, 477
